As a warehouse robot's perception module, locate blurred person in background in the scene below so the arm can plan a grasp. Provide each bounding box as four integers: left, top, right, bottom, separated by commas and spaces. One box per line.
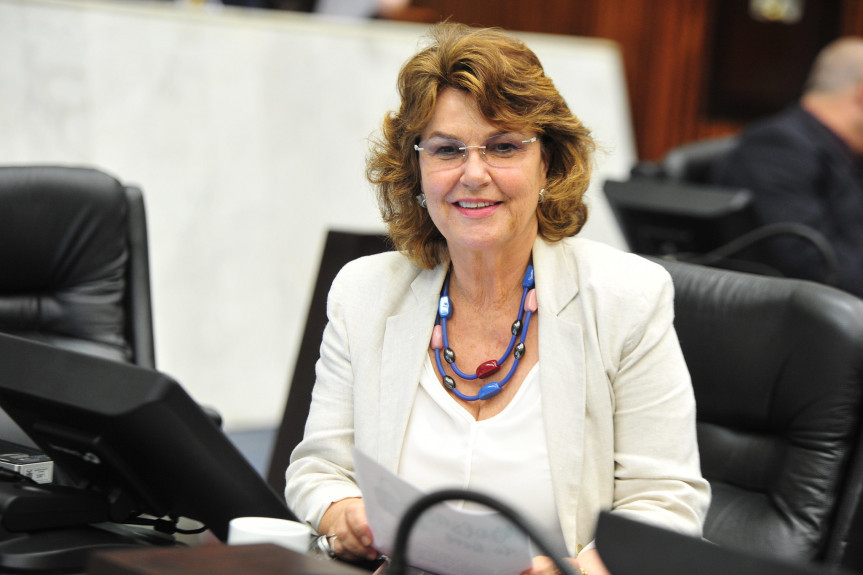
713, 37, 863, 298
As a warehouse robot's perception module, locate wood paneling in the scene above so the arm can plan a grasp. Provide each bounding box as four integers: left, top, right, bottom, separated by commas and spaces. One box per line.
406, 0, 863, 161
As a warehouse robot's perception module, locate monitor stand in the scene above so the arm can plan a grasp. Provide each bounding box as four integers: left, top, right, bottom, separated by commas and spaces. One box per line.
0, 522, 179, 574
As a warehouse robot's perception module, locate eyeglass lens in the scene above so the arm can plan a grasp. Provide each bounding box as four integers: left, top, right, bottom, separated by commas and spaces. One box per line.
415, 135, 537, 169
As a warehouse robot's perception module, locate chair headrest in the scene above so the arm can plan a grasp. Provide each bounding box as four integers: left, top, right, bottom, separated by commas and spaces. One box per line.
0, 166, 130, 361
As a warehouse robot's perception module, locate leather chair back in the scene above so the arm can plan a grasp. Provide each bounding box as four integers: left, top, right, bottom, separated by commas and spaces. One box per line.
653, 257, 863, 570
660, 135, 739, 183
0, 166, 154, 367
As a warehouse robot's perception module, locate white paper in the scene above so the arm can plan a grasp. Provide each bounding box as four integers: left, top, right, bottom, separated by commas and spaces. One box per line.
353, 447, 534, 575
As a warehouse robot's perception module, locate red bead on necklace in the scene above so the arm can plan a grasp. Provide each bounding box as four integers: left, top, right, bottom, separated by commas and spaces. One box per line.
475, 359, 500, 379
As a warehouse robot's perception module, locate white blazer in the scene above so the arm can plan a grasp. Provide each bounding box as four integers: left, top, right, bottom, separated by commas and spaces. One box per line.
285, 236, 710, 556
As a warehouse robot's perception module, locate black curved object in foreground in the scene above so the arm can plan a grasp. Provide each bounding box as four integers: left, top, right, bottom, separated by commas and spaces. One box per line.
388, 488, 579, 575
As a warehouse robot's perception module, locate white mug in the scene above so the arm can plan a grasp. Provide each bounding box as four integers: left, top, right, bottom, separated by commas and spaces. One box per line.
227, 516, 315, 553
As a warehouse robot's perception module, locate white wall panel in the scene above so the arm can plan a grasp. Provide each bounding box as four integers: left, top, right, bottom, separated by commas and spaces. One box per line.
0, 0, 632, 430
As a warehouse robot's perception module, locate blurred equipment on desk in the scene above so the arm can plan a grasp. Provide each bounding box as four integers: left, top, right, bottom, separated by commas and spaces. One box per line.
0, 332, 295, 573
606, 132, 839, 285
595, 511, 857, 575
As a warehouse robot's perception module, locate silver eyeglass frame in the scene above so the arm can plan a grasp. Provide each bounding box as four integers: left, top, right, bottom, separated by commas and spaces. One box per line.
414, 136, 538, 166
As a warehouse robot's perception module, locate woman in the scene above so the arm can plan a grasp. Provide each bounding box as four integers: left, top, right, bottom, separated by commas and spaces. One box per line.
285, 22, 710, 575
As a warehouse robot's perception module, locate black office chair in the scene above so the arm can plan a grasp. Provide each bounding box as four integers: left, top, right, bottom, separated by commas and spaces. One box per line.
266, 230, 392, 497
652, 257, 863, 571
0, 165, 155, 368
660, 134, 739, 183
0, 166, 227, 442
630, 134, 739, 183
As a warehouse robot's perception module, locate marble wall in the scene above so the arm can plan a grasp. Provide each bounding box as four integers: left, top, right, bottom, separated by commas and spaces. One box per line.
0, 0, 633, 431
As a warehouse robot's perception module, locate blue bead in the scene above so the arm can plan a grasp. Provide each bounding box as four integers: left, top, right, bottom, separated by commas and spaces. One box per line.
439, 296, 451, 319
522, 265, 535, 288
478, 382, 502, 400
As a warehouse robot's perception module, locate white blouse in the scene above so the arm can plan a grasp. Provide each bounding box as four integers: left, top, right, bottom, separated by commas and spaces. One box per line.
398, 355, 568, 557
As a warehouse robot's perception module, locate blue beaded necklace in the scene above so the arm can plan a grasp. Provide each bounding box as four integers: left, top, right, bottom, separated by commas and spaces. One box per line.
429, 265, 537, 401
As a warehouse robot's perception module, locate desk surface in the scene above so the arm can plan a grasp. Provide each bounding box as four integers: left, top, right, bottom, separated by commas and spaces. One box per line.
87, 543, 370, 575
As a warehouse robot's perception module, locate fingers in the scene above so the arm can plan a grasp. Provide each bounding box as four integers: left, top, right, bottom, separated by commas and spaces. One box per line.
571, 549, 609, 575
334, 501, 376, 560
322, 498, 377, 561
345, 501, 374, 547
521, 555, 590, 575
521, 555, 559, 575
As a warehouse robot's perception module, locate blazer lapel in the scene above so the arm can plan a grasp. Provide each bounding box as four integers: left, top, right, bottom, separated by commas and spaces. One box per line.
376, 265, 446, 472
533, 238, 587, 551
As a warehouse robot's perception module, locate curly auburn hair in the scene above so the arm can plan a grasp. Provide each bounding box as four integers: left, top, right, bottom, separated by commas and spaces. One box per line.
366, 22, 595, 269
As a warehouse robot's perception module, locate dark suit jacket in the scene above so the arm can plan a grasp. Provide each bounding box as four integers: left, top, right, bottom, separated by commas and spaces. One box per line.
713, 104, 863, 298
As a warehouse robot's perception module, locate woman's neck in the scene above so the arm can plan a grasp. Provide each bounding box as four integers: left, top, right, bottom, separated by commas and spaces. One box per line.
447, 241, 535, 309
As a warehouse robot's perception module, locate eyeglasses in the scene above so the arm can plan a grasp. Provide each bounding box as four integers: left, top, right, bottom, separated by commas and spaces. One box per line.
414, 135, 538, 170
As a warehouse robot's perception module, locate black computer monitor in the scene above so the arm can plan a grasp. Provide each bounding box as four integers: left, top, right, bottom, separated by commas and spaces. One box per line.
603, 178, 760, 257
0, 332, 296, 542
594, 511, 853, 575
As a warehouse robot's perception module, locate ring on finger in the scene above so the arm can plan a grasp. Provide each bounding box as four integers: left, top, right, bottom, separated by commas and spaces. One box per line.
317, 533, 338, 558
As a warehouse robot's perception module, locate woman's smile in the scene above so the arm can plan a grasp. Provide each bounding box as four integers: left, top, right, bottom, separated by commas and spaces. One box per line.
453, 199, 501, 217
456, 200, 498, 208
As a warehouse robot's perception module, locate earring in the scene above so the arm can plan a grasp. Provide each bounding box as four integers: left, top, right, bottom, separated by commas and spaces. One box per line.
416, 193, 427, 209
538, 188, 546, 204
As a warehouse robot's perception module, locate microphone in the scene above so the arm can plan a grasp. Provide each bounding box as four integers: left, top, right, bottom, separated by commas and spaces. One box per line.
387, 488, 579, 575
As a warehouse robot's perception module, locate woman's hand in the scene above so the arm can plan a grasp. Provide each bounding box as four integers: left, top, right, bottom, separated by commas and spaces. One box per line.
318, 497, 378, 561
520, 549, 610, 575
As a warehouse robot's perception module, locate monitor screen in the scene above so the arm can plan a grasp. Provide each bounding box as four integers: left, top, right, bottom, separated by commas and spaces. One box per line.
603, 178, 760, 257
0, 332, 296, 541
